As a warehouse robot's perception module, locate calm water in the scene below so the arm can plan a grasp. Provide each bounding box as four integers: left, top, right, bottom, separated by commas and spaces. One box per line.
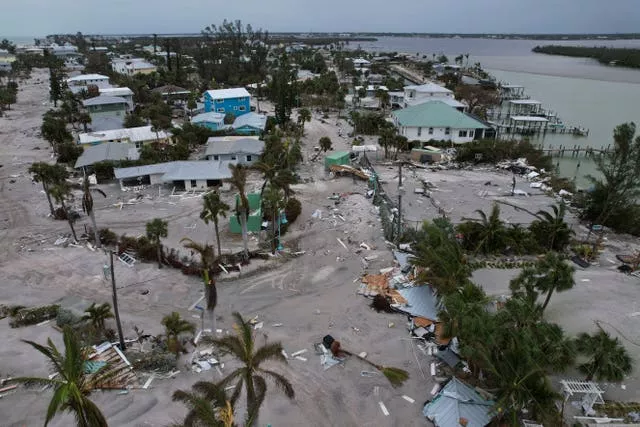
356, 37, 640, 186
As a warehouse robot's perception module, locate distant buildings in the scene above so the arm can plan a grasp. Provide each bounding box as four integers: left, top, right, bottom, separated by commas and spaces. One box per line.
78, 125, 170, 148
352, 58, 371, 68
403, 82, 455, 108
111, 57, 157, 76
392, 100, 489, 144
0, 49, 15, 72
151, 85, 191, 101
203, 88, 251, 116
82, 96, 130, 131
45, 43, 79, 58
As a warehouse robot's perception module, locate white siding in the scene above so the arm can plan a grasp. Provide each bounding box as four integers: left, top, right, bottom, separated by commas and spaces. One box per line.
149, 173, 164, 185
400, 126, 477, 144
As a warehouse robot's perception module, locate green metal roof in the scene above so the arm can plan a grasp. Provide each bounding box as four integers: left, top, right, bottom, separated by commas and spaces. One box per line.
393, 101, 488, 129
325, 151, 350, 160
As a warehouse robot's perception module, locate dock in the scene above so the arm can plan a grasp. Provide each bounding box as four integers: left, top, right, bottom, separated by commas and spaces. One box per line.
540, 145, 609, 158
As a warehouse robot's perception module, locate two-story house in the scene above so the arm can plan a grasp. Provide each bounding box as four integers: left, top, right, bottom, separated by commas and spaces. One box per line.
203, 88, 251, 117
82, 96, 129, 131
98, 87, 135, 110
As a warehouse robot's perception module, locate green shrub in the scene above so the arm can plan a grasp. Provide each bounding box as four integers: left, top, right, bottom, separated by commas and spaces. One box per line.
92, 161, 115, 181
0, 304, 26, 319
128, 349, 177, 372
9, 304, 60, 327
56, 308, 82, 327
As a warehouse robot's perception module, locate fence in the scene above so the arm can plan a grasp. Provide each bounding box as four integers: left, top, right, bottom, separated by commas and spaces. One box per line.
359, 154, 400, 242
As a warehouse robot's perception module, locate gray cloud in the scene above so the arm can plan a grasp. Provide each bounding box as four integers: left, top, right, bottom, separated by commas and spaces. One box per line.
1, 0, 638, 37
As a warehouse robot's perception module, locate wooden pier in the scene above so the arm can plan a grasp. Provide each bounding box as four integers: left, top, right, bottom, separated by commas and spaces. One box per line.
540, 145, 610, 158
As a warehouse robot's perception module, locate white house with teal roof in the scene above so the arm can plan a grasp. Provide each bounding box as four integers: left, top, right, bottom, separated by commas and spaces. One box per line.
392, 101, 489, 144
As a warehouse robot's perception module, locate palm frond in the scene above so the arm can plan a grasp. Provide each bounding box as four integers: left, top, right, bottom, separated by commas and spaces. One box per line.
231, 312, 254, 361
381, 366, 410, 388
204, 336, 246, 362
259, 369, 294, 399
252, 342, 286, 367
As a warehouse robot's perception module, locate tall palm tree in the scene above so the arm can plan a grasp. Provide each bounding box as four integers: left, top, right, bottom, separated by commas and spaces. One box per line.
296, 107, 311, 132
228, 164, 250, 260
172, 381, 236, 427
531, 202, 574, 251
29, 162, 68, 217
471, 203, 507, 254
205, 312, 294, 426
262, 185, 285, 254
13, 326, 112, 427
78, 112, 92, 132
162, 312, 195, 356
82, 302, 113, 334
200, 192, 230, 258
575, 326, 633, 381
81, 173, 106, 249
526, 252, 575, 313
49, 181, 78, 242
146, 218, 168, 268
181, 238, 217, 331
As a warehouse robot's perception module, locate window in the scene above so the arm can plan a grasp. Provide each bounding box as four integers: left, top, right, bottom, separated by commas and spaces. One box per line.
213, 155, 219, 160
217, 108, 225, 113
458, 130, 467, 137
469, 130, 475, 138
417, 127, 422, 137
231, 156, 237, 160
135, 142, 142, 149
190, 180, 197, 187
428, 128, 433, 135
233, 106, 238, 110
445, 127, 451, 135
239, 106, 246, 111
215, 98, 224, 103
246, 155, 252, 162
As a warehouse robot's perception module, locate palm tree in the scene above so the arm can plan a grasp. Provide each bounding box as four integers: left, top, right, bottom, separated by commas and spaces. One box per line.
146, 218, 168, 268
262, 185, 285, 254
228, 164, 250, 260
78, 112, 91, 132
205, 312, 294, 426
200, 192, 230, 258
82, 302, 113, 334
181, 238, 217, 331
162, 312, 195, 356
511, 252, 575, 314
319, 136, 332, 153
13, 326, 112, 427
575, 326, 633, 381
531, 202, 574, 251
81, 173, 106, 249
296, 107, 311, 132
29, 162, 68, 217
471, 203, 507, 254
49, 181, 78, 242
172, 381, 236, 427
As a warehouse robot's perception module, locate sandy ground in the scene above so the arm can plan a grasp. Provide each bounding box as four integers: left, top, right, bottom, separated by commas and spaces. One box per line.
0, 71, 434, 426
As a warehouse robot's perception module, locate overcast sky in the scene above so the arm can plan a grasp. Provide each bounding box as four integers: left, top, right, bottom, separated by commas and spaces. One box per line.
1, 0, 639, 37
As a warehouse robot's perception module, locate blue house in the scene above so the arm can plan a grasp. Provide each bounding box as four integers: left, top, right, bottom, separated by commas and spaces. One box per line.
203, 88, 251, 116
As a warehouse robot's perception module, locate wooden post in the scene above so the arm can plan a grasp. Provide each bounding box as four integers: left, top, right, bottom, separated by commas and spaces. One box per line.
110, 251, 126, 350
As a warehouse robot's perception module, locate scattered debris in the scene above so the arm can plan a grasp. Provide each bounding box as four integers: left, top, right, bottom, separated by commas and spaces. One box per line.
378, 401, 390, 416
294, 356, 307, 362
291, 349, 307, 358
402, 395, 415, 404
337, 238, 348, 250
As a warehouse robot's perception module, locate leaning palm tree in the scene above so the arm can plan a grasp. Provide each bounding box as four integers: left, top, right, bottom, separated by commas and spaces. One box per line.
12, 326, 112, 427
146, 218, 168, 268
162, 312, 196, 357
228, 164, 250, 260
172, 381, 236, 427
532, 202, 574, 251
82, 302, 114, 334
181, 238, 217, 331
49, 181, 78, 242
81, 173, 106, 249
29, 162, 68, 217
200, 192, 230, 258
205, 312, 294, 426
575, 326, 633, 381
471, 203, 507, 254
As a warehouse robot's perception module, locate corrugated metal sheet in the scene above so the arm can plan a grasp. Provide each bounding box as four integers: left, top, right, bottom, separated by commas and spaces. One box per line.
78, 126, 170, 145
205, 87, 250, 100
83, 96, 128, 107
423, 378, 493, 427
393, 101, 488, 129
232, 112, 267, 131
192, 112, 225, 124
114, 161, 232, 181
396, 285, 440, 321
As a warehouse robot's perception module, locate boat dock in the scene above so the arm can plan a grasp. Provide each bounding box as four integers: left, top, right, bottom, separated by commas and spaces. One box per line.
540, 145, 610, 158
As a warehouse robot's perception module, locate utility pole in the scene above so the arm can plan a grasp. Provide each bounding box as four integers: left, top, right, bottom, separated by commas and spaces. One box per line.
109, 251, 126, 350
397, 162, 403, 242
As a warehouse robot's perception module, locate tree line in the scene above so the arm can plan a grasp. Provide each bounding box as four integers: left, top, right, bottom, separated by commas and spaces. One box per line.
533, 45, 640, 69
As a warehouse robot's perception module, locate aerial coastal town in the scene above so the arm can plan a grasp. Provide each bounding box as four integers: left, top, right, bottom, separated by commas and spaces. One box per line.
1, 23, 640, 427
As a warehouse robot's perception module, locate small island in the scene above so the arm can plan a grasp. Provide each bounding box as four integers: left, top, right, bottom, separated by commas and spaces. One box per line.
533, 45, 640, 69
